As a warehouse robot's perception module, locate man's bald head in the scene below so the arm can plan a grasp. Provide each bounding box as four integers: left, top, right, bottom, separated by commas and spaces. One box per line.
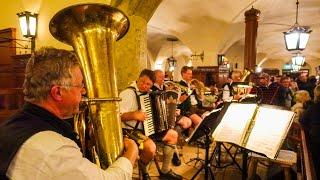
154, 69, 165, 86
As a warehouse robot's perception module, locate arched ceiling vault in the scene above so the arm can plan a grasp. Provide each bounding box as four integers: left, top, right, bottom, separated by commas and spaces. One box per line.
147, 0, 320, 67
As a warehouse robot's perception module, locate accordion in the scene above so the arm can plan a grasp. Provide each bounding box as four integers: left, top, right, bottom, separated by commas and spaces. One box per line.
139, 90, 178, 136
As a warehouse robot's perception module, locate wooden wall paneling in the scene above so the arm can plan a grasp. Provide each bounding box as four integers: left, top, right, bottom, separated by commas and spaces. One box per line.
0, 28, 16, 65
12, 54, 29, 87
0, 28, 27, 122
0, 28, 17, 88
218, 65, 229, 88
193, 66, 219, 87
0, 88, 24, 122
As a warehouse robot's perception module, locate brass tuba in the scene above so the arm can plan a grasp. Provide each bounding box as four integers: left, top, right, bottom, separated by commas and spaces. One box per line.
49, 4, 129, 169
240, 68, 252, 82
164, 81, 193, 96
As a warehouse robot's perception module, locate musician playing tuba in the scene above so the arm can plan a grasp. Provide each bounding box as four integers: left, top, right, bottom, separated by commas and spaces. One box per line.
119, 69, 182, 180
0, 47, 138, 179
222, 70, 253, 102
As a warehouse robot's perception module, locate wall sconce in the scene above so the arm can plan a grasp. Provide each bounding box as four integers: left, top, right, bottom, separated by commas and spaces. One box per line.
191, 51, 204, 62
17, 11, 38, 53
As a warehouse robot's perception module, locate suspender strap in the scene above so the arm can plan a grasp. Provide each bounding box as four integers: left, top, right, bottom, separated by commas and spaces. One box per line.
127, 86, 141, 110
126, 86, 142, 130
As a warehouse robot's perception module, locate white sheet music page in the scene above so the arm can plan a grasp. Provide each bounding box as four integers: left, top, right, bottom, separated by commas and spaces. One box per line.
245, 107, 294, 159
213, 103, 257, 145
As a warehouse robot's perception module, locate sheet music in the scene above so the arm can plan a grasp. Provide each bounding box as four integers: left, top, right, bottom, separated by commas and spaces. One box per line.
213, 103, 257, 145
245, 107, 294, 159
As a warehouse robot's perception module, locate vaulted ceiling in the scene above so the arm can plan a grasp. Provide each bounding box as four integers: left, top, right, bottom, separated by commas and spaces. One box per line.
0, 0, 319, 71
147, 0, 320, 68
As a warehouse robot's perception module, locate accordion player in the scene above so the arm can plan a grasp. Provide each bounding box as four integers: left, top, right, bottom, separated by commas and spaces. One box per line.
119, 75, 181, 138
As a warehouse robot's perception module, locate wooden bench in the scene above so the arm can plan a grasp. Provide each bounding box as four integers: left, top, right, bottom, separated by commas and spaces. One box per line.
300, 128, 317, 180
248, 150, 297, 180
248, 123, 317, 180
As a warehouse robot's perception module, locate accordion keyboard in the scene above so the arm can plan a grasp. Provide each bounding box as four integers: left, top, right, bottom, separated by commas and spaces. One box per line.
140, 94, 155, 136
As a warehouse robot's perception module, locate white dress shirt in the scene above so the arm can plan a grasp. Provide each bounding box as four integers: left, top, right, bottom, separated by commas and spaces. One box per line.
153, 83, 164, 90
6, 131, 132, 180
222, 83, 233, 102
119, 81, 143, 130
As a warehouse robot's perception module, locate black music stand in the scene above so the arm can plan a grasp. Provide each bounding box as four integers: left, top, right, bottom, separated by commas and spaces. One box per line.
209, 142, 247, 179
208, 102, 248, 180
185, 143, 204, 167
185, 108, 222, 180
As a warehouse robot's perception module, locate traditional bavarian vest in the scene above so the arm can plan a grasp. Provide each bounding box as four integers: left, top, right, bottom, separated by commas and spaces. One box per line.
0, 102, 80, 179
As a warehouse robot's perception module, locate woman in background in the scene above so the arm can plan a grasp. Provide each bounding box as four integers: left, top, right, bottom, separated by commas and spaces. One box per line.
291, 90, 311, 122
301, 85, 320, 179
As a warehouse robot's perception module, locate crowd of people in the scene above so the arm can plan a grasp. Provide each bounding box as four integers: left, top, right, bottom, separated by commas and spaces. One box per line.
0, 46, 319, 179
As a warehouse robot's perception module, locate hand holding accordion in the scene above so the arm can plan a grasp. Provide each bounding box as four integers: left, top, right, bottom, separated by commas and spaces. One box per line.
139, 90, 179, 136
133, 111, 148, 122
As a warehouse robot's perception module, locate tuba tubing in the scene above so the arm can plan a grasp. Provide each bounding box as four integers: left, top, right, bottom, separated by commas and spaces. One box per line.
50, 4, 130, 169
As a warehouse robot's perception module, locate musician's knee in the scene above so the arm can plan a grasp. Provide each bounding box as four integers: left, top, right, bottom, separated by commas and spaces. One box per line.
163, 129, 178, 144
142, 139, 156, 156
189, 114, 202, 126
177, 116, 192, 129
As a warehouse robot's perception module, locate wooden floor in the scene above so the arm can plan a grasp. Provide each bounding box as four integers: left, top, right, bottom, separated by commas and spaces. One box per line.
132, 143, 272, 180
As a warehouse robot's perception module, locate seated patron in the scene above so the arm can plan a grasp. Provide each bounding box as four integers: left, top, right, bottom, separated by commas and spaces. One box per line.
300, 85, 320, 179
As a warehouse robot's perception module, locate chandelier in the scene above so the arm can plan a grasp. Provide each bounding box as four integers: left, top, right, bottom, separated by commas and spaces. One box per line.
291, 53, 305, 66
283, 0, 312, 51
167, 37, 178, 71
292, 64, 301, 72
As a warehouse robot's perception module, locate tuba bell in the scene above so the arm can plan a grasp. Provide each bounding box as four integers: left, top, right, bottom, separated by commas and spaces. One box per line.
49, 4, 129, 169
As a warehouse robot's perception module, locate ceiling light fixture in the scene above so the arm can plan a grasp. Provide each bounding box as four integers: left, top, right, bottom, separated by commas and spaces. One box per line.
167, 37, 178, 72
292, 64, 301, 72
283, 0, 311, 51
291, 53, 305, 66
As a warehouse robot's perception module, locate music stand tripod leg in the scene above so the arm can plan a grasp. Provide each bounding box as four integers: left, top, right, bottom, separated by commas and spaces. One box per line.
191, 127, 215, 180
209, 142, 222, 167
242, 149, 249, 180
186, 143, 203, 166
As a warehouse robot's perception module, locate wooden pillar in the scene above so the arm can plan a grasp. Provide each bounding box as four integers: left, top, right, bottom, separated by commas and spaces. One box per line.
244, 7, 260, 71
